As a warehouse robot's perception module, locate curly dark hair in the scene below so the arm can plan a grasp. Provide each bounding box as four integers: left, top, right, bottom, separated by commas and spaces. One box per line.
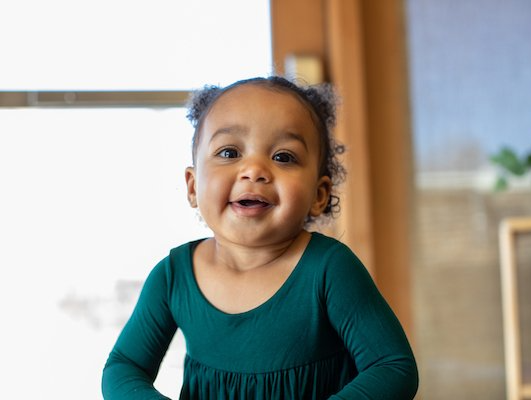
186, 76, 346, 222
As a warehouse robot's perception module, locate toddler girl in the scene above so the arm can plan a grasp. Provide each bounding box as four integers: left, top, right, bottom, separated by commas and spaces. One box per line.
102, 76, 418, 399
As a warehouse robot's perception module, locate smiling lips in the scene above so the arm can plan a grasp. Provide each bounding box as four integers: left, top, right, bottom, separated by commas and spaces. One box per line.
237, 199, 270, 208
230, 194, 273, 216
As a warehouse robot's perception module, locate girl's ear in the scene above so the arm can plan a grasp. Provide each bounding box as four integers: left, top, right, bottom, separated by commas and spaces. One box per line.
309, 176, 332, 217
185, 167, 198, 208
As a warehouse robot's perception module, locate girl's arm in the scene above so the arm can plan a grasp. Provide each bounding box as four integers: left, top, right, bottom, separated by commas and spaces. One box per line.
323, 243, 419, 399
102, 258, 177, 400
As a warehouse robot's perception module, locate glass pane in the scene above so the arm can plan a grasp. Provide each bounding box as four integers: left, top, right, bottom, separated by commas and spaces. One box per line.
0, 108, 211, 398
408, 0, 531, 175
406, 0, 531, 398
0, 0, 272, 90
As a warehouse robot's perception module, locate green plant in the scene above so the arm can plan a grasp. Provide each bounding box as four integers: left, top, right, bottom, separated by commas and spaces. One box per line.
490, 147, 531, 190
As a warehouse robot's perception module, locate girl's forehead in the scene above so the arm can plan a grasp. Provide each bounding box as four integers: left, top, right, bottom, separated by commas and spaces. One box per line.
205, 83, 317, 124
212, 83, 308, 109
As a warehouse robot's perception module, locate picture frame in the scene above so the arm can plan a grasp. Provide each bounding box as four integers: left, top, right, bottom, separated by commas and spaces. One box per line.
500, 217, 531, 400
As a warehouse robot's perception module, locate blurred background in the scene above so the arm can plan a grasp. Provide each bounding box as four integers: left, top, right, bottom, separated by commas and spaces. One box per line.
0, 0, 530, 399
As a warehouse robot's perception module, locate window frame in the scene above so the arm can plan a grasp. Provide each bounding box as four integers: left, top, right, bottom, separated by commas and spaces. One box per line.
0, 91, 190, 108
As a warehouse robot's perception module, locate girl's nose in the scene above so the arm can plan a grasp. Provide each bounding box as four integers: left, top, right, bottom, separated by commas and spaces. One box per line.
238, 157, 272, 183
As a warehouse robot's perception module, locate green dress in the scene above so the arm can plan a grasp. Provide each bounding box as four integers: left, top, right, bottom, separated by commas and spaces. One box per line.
102, 232, 418, 399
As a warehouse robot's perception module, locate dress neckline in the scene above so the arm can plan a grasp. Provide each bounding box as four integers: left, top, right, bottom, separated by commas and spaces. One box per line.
187, 232, 319, 318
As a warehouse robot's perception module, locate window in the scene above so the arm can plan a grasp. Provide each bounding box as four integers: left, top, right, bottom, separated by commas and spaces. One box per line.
0, 1, 271, 398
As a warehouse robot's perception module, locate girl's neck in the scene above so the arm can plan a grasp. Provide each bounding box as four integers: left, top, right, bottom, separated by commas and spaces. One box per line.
207, 230, 311, 272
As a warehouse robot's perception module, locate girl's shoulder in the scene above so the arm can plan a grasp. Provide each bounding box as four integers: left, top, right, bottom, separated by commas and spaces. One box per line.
306, 232, 362, 266
306, 232, 371, 286
167, 238, 205, 263
146, 238, 207, 291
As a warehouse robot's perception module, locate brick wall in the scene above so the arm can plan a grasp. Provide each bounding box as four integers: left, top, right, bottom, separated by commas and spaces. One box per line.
413, 189, 531, 399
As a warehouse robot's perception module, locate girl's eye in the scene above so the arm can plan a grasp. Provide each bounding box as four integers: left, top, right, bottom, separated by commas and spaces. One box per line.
273, 152, 296, 163
217, 148, 240, 158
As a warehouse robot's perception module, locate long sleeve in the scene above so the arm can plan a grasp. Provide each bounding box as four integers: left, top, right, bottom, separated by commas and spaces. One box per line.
102, 257, 178, 399
322, 243, 418, 399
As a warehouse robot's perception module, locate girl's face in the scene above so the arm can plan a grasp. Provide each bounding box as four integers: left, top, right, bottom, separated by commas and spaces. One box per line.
185, 84, 331, 247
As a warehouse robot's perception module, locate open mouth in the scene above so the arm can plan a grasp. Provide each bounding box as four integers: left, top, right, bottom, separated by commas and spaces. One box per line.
236, 199, 270, 208
230, 194, 273, 212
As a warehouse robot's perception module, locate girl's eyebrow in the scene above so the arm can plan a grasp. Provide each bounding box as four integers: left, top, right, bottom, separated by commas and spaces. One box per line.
278, 131, 309, 151
209, 125, 247, 143
209, 125, 308, 151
